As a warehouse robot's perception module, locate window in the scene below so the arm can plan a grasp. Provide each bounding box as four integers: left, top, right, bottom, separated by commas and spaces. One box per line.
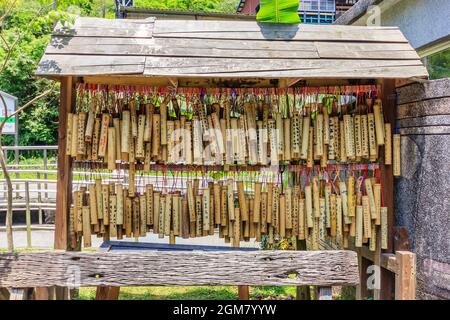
423, 47, 450, 80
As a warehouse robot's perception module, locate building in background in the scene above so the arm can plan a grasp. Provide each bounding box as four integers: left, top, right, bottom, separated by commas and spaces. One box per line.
335, 0, 449, 80
237, 0, 357, 24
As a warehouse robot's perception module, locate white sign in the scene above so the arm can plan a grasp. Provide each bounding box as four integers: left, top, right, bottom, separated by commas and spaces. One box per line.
0, 91, 17, 134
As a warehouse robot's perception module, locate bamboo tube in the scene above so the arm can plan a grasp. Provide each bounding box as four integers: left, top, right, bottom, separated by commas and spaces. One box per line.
283, 118, 291, 161
305, 185, 313, 228
238, 116, 247, 163
266, 183, 273, 224
136, 114, 146, 159
112, 118, 121, 161
369, 222, 377, 251
101, 185, 109, 225
173, 119, 181, 164
195, 195, 202, 237
300, 117, 310, 160
221, 186, 228, 227
166, 120, 175, 163
98, 113, 110, 158
393, 134, 401, 176
312, 216, 319, 250
362, 196, 372, 239
152, 192, 160, 234
328, 116, 335, 160
66, 113, 73, 155
88, 184, 98, 225
365, 179, 377, 220
95, 179, 103, 220
193, 116, 203, 164
181, 198, 189, 238
85, 110, 95, 143
212, 112, 225, 155
368, 113, 377, 159
82, 206, 91, 247
384, 123, 392, 165
107, 128, 116, 170
298, 198, 306, 240
279, 194, 286, 238
319, 198, 326, 241
116, 184, 123, 226
325, 184, 331, 228
73, 191, 82, 232
355, 205, 363, 247
246, 198, 253, 238
184, 121, 193, 165
374, 102, 385, 146
109, 194, 117, 238
213, 183, 221, 225
312, 177, 320, 218
144, 104, 153, 142
253, 183, 261, 223
145, 185, 153, 226
237, 181, 248, 222
151, 114, 160, 157
164, 194, 172, 236
186, 181, 196, 224
360, 114, 369, 159
261, 191, 267, 234
291, 188, 298, 237
332, 117, 340, 161
339, 181, 350, 226
233, 208, 240, 247
330, 194, 337, 237
315, 114, 324, 157
374, 183, 381, 225
221, 118, 229, 162
381, 207, 388, 249
340, 120, 347, 162
343, 115, 355, 160
77, 112, 87, 156
227, 179, 235, 221
172, 194, 180, 236
69, 207, 76, 249
291, 113, 301, 158
128, 162, 135, 197
123, 197, 131, 237
354, 115, 362, 158
157, 195, 165, 238
272, 185, 280, 232
268, 119, 277, 165
348, 176, 355, 218
304, 126, 312, 168
275, 113, 284, 157
70, 114, 79, 157
130, 101, 138, 138
130, 196, 138, 237
92, 118, 101, 161
138, 195, 146, 236
286, 188, 292, 230
323, 107, 330, 145
321, 144, 328, 168
336, 195, 343, 241
202, 190, 210, 231
121, 110, 130, 158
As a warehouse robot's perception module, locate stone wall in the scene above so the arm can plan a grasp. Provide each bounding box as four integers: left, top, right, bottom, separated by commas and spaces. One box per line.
396, 79, 450, 300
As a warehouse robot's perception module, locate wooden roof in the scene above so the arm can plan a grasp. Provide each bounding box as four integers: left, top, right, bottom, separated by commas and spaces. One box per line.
36, 17, 428, 81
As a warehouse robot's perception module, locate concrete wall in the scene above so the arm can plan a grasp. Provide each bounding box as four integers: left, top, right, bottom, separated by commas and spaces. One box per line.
396, 79, 450, 299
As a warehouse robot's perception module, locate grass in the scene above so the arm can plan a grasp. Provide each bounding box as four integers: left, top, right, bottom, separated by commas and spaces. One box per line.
77, 286, 297, 300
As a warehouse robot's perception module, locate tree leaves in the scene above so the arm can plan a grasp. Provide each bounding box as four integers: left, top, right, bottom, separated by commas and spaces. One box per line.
257, 0, 300, 24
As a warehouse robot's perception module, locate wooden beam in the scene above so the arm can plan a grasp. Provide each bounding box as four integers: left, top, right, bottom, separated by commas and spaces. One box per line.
395, 251, 416, 300
54, 76, 75, 250
0, 251, 359, 288
238, 286, 250, 300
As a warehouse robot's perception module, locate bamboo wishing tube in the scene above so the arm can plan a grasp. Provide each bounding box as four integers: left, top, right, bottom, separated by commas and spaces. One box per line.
275, 113, 284, 158
307, 127, 314, 168
113, 118, 121, 161
136, 114, 146, 159
319, 198, 326, 241
71, 114, 78, 157
354, 115, 362, 158
332, 117, 340, 161
384, 123, 392, 165
368, 113, 378, 159
362, 196, 372, 239
285, 188, 292, 230
393, 134, 401, 176
101, 185, 109, 225
195, 195, 202, 237
369, 223, 377, 252
361, 114, 369, 158
116, 184, 124, 226
365, 179, 377, 220
193, 116, 203, 164
98, 113, 110, 158
268, 119, 278, 165
381, 207, 388, 249
164, 194, 172, 236
144, 104, 153, 143
266, 183, 273, 224
121, 110, 130, 157
355, 205, 363, 247
312, 177, 320, 218
227, 179, 235, 221
77, 112, 87, 156
300, 117, 310, 160
166, 120, 175, 163
152, 114, 160, 157
348, 176, 355, 218
279, 194, 286, 238
82, 206, 91, 247
315, 114, 324, 157
340, 181, 351, 225
374, 183, 381, 225
221, 186, 228, 227
66, 113, 73, 155
153, 192, 160, 234
340, 120, 347, 162
213, 183, 221, 225
344, 115, 355, 160
107, 128, 116, 170
158, 195, 165, 238
146, 185, 153, 226
85, 110, 95, 143
374, 102, 385, 146
202, 191, 210, 231
336, 195, 343, 241
109, 194, 118, 238
184, 121, 193, 165
92, 118, 101, 160
291, 113, 301, 158
88, 184, 98, 225
298, 198, 306, 240
253, 182, 261, 223
283, 118, 291, 161
305, 185, 313, 228
130, 101, 138, 138
325, 184, 331, 228
272, 185, 279, 231
328, 116, 335, 160
237, 181, 248, 222
323, 107, 330, 145
173, 194, 180, 236
330, 194, 337, 237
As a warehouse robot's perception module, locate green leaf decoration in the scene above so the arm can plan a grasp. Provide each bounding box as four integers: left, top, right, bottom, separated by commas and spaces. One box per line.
257, 0, 301, 24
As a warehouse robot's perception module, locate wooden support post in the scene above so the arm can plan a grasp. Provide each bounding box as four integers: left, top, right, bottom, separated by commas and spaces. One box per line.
0, 288, 10, 300
25, 181, 31, 248
356, 254, 370, 300
34, 287, 50, 300
295, 239, 311, 300
238, 285, 250, 300
55, 76, 75, 251
95, 287, 121, 300
395, 251, 416, 300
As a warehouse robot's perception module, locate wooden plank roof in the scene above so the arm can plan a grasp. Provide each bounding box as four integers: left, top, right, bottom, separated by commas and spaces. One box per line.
36, 17, 428, 80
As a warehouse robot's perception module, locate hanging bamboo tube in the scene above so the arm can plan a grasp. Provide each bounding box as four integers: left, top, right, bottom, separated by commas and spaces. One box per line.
368, 113, 378, 160
166, 120, 175, 163
384, 123, 392, 165
95, 179, 103, 221
355, 205, 363, 247
70, 114, 79, 157
227, 179, 235, 221
173, 194, 180, 236
291, 187, 298, 237
307, 127, 314, 168
275, 113, 284, 158
312, 176, 320, 218
272, 185, 280, 234
195, 195, 202, 237
136, 114, 146, 159
365, 179, 377, 220
182, 198, 189, 238
193, 116, 203, 164
112, 118, 121, 161
336, 195, 343, 241
88, 184, 98, 225
381, 207, 388, 249
325, 184, 331, 228
315, 114, 324, 157
291, 113, 301, 158
233, 207, 240, 247
283, 118, 291, 161
151, 114, 160, 157
305, 185, 313, 228
145, 184, 153, 226
73, 191, 82, 233
91, 118, 101, 161
393, 134, 401, 176
374, 101, 385, 146
123, 196, 131, 237
101, 184, 109, 225
109, 194, 117, 238
66, 113, 73, 155
339, 120, 347, 162
348, 175, 356, 218
164, 194, 172, 236
268, 119, 278, 165
221, 186, 228, 227
153, 192, 160, 234
85, 109, 95, 143
202, 190, 210, 231
144, 104, 153, 142
184, 121, 193, 165
298, 198, 306, 240
279, 194, 286, 238
82, 206, 91, 247
130, 101, 138, 138
332, 117, 340, 161
362, 196, 372, 239
361, 114, 369, 158
330, 193, 337, 237
354, 115, 362, 158
328, 116, 335, 160
212, 112, 225, 156
115, 184, 123, 227
158, 195, 165, 238
253, 183, 261, 223
285, 188, 292, 230
98, 113, 110, 158
300, 117, 310, 160
266, 183, 273, 225
261, 191, 268, 234
319, 198, 326, 241
237, 181, 248, 222
121, 110, 130, 159
340, 181, 350, 225
213, 183, 221, 225
107, 128, 116, 170
344, 115, 355, 160
77, 112, 87, 156
374, 183, 381, 225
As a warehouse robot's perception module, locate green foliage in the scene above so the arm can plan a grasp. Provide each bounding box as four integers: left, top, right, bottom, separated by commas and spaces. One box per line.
427, 48, 450, 80
257, 0, 300, 23
134, 0, 240, 13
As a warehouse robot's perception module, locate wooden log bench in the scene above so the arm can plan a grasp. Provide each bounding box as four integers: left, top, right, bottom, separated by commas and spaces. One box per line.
0, 250, 359, 300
